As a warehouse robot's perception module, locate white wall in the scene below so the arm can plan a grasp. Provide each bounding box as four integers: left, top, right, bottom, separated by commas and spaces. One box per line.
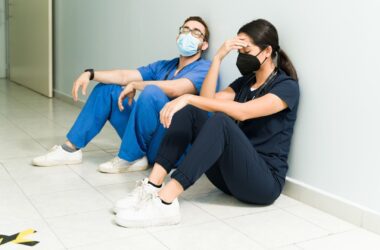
54, 0, 380, 213
0, 0, 6, 78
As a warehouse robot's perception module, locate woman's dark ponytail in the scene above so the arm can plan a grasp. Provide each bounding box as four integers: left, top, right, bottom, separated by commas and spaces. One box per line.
277, 48, 298, 80
238, 19, 298, 81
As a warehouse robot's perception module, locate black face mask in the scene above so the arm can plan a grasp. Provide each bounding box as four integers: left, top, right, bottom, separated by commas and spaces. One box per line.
236, 49, 266, 75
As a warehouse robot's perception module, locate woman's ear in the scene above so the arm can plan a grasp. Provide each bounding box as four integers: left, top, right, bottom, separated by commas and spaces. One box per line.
265, 45, 273, 57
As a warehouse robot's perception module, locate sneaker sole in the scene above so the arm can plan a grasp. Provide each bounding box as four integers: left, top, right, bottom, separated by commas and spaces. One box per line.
31, 159, 82, 167
115, 214, 181, 228
98, 163, 150, 174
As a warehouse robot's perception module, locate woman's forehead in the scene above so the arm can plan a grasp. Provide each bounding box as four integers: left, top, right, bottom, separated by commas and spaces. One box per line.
237, 33, 254, 44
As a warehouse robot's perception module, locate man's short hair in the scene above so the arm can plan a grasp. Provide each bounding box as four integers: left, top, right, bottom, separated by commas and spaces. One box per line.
183, 16, 210, 42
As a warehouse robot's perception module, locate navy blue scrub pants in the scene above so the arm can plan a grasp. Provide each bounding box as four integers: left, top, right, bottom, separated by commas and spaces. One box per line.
155, 105, 282, 205
66, 83, 168, 164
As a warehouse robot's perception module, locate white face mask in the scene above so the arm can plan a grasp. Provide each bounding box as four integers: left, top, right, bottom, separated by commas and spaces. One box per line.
176, 33, 201, 57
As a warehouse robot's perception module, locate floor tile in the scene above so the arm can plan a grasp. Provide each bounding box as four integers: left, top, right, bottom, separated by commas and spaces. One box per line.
3, 157, 90, 196
0, 182, 42, 223
92, 131, 121, 151
283, 204, 356, 233
297, 228, 380, 250
29, 188, 112, 219
46, 209, 144, 248
181, 175, 217, 200
190, 190, 276, 219
152, 221, 264, 250
273, 194, 305, 208
225, 209, 329, 248
0, 138, 47, 160
69, 151, 146, 186
67, 234, 168, 250
96, 181, 139, 203
0, 219, 65, 250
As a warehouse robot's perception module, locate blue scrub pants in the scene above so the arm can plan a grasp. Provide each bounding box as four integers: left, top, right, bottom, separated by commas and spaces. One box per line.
66, 83, 168, 164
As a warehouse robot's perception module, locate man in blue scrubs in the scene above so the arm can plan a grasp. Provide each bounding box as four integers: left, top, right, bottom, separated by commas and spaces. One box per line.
32, 16, 212, 174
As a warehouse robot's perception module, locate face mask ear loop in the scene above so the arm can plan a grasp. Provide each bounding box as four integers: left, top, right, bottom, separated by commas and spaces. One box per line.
260, 56, 268, 66
256, 47, 268, 65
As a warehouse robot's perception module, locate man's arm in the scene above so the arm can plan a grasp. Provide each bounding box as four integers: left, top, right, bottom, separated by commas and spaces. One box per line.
132, 79, 197, 98
90, 69, 143, 85
72, 69, 143, 101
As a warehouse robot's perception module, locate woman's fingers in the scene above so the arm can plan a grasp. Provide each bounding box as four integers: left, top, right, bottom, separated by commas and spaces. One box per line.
159, 106, 166, 126
162, 105, 173, 128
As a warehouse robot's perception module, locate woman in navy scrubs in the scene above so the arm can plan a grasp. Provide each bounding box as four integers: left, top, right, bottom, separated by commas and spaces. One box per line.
115, 19, 300, 228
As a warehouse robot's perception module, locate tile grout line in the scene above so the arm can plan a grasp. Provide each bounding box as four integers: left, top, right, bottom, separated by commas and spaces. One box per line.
277, 204, 356, 235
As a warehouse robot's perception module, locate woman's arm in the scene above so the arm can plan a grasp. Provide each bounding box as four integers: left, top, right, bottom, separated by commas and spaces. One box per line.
187, 93, 288, 121
160, 92, 288, 128
199, 38, 248, 98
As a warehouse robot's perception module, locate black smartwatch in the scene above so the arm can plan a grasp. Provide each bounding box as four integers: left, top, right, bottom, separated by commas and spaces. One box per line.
84, 69, 95, 80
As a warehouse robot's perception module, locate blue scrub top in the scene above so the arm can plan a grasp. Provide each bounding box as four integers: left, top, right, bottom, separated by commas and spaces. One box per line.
137, 58, 212, 94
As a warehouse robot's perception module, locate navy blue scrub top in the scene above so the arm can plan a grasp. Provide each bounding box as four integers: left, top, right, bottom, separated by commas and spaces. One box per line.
229, 69, 300, 186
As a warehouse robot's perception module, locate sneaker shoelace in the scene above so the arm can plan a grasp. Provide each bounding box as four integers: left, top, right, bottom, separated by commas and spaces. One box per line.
49, 145, 59, 152
132, 180, 155, 209
135, 192, 157, 210
110, 157, 122, 166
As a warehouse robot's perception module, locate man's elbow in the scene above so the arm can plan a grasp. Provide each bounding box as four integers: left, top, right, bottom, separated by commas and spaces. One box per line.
166, 88, 181, 98
169, 88, 196, 98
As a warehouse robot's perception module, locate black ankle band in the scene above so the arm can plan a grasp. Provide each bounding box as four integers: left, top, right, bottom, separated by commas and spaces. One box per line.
160, 198, 172, 205
148, 181, 162, 188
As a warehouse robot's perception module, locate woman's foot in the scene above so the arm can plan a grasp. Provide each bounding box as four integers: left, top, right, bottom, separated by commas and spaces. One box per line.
97, 156, 148, 174
113, 178, 163, 213
32, 145, 82, 167
115, 192, 181, 228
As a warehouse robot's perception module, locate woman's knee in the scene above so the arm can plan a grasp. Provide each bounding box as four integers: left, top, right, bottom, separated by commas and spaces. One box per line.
209, 112, 232, 124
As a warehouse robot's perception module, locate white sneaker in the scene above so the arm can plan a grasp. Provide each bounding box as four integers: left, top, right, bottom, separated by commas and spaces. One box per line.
97, 156, 148, 174
32, 145, 82, 167
113, 178, 162, 214
115, 192, 181, 228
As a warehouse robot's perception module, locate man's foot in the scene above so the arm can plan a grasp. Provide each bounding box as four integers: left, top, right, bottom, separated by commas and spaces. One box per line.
97, 156, 148, 174
32, 145, 82, 167
113, 178, 162, 213
115, 192, 181, 228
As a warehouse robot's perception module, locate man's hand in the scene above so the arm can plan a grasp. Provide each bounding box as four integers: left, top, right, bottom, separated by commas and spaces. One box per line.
160, 94, 192, 128
118, 83, 136, 111
72, 72, 91, 102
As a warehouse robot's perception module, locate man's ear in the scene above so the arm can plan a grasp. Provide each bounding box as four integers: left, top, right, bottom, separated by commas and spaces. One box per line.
201, 41, 209, 51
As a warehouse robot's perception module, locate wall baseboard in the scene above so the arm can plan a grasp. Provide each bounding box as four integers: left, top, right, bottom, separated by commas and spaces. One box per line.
283, 177, 380, 235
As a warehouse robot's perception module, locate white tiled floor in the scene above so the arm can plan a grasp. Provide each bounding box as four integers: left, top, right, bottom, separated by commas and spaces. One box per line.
1, 78, 380, 249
